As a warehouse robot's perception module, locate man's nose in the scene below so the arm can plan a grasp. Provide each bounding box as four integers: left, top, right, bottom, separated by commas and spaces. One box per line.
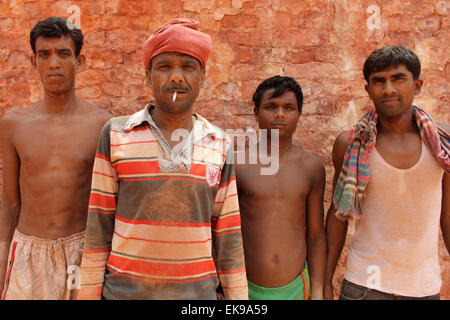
274, 107, 286, 118
48, 54, 61, 69
384, 79, 397, 95
168, 66, 184, 83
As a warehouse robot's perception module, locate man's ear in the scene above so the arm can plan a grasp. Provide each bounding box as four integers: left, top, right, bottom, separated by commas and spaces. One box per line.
414, 79, 423, 96
145, 68, 152, 86
30, 55, 37, 69
253, 106, 259, 117
364, 83, 372, 99
200, 67, 206, 86
75, 54, 86, 72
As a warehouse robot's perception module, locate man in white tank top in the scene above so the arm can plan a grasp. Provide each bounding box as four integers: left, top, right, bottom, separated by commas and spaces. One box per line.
324, 45, 450, 300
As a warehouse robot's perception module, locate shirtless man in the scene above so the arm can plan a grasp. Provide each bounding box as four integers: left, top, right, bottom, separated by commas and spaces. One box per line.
0, 17, 110, 299
324, 45, 449, 300
236, 76, 326, 300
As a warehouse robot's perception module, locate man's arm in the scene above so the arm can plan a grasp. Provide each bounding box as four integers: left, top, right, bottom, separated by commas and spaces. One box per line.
305, 158, 326, 300
441, 172, 449, 255
78, 121, 118, 300
437, 122, 450, 255
323, 131, 350, 300
212, 148, 248, 300
0, 114, 21, 293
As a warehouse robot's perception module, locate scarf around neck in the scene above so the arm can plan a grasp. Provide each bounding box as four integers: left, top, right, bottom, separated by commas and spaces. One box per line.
333, 106, 450, 220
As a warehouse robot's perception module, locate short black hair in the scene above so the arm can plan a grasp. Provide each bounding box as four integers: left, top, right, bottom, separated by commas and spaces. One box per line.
363, 45, 421, 82
30, 17, 83, 57
252, 75, 304, 112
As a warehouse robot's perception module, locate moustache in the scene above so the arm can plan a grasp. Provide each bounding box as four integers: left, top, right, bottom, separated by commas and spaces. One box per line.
381, 94, 401, 99
164, 84, 190, 92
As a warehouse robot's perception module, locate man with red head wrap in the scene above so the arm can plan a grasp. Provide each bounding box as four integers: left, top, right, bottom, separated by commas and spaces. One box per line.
78, 19, 248, 300
143, 18, 212, 70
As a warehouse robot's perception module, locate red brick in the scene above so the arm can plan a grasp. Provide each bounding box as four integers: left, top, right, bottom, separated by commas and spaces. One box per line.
418, 16, 442, 31
78, 13, 103, 30
7, 82, 30, 107
286, 49, 315, 65
48, 1, 73, 16
233, 46, 254, 63
100, 15, 132, 30
24, 2, 49, 18
274, 29, 321, 47
221, 14, 259, 29
160, 0, 183, 14
117, 1, 155, 15
0, 18, 16, 32
101, 81, 123, 98
76, 86, 102, 99
104, 0, 121, 14
271, 0, 310, 14
382, 1, 435, 17
435, 1, 449, 16
7, 51, 29, 67
83, 31, 106, 47
225, 30, 252, 46
182, 0, 215, 12
88, 1, 105, 15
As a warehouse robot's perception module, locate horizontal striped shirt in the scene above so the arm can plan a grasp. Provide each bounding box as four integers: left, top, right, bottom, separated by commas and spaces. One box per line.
79, 105, 248, 299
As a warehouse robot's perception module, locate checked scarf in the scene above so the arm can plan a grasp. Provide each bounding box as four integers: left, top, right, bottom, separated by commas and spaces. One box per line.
333, 106, 450, 220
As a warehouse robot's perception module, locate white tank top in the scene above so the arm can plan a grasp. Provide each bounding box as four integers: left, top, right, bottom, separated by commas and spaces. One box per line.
344, 141, 444, 297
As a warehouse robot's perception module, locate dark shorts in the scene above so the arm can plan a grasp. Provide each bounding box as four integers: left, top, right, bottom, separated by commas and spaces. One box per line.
339, 279, 440, 300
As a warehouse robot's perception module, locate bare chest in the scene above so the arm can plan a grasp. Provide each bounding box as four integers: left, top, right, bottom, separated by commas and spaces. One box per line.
13, 117, 100, 172
237, 164, 311, 201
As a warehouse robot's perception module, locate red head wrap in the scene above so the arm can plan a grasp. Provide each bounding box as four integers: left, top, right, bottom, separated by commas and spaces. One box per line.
143, 18, 212, 70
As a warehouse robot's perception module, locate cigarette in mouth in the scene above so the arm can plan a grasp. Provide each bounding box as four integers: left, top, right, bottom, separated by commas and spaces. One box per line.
172, 91, 177, 102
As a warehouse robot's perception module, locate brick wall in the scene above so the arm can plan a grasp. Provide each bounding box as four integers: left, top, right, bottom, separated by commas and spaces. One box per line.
0, 0, 449, 299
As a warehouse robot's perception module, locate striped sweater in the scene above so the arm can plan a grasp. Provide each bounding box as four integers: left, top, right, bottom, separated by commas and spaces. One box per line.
79, 106, 248, 299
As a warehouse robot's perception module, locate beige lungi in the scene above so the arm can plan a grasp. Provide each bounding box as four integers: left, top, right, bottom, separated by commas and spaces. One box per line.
1, 229, 85, 300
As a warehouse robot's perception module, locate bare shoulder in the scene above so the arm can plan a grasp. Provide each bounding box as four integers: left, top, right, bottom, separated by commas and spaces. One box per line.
334, 130, 351, 149
1, 103, 39, 121
77, 99, 112, 124
333, 130, 351, 157
331, 130, 351, 172
0, 103, 40, 137
292, 145, 325, 176
234, 148, 258, 179
0, 108, 21, 125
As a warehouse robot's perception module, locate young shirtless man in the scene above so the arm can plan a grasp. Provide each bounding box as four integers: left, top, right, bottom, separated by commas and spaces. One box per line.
0, 17, 110, 299
324, 45, 449, 300
236, 76, 326, 300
